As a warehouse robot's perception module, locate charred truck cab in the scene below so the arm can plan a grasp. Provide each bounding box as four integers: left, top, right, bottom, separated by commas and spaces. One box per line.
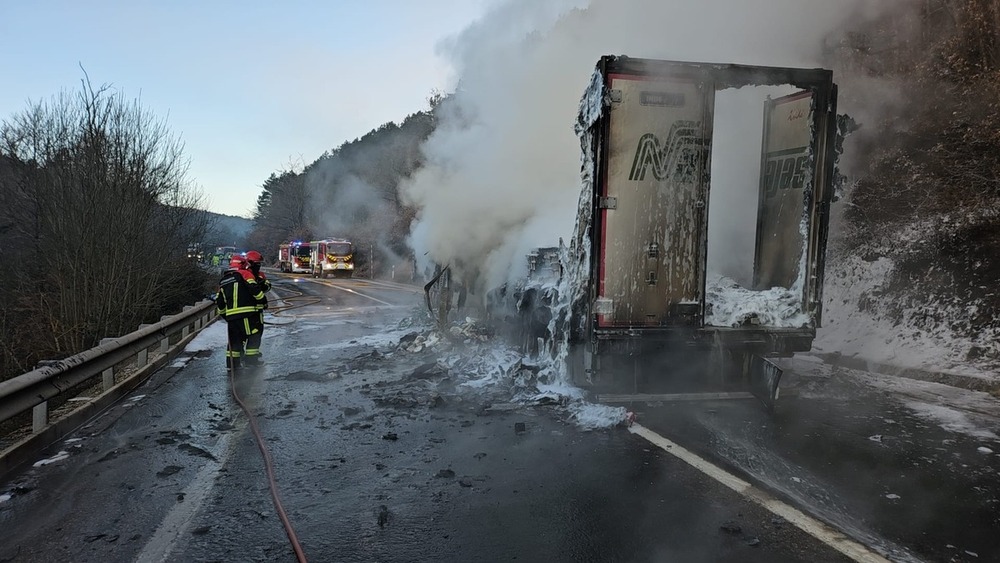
567, 56, 840, 409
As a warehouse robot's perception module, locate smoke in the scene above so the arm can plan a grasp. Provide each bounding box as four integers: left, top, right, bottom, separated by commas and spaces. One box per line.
304, 129, 422, 274
401, 0, 883, 296
309, 173, 372, 236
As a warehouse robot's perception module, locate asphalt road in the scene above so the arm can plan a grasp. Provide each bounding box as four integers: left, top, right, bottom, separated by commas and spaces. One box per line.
1, 274, 996, 562
627, 356, 1000, 563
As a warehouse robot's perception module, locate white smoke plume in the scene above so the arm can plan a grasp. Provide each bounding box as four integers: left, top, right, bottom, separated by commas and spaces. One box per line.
401, 0, 880, 296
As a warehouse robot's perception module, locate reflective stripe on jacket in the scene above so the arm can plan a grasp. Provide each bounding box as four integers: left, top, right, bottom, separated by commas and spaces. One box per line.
216, 269, 265, 319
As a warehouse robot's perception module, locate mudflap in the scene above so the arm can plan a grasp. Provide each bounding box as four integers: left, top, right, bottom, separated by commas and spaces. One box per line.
748, 355, 783, 412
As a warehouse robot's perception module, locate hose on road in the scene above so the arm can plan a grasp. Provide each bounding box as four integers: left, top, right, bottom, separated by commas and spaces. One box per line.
262, 284, 321, 326
228, 356, 308, 562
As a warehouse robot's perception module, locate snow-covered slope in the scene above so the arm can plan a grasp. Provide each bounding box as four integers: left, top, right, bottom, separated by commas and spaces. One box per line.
815, 209, 999, 383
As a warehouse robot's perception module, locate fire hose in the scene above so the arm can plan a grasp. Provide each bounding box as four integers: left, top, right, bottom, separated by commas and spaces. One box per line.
222, 281, 316, 561
227, 353, 308, 562
262, 285, 321, 326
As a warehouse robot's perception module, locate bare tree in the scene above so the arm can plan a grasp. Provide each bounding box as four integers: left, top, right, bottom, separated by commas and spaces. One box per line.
0, 76, 210, 379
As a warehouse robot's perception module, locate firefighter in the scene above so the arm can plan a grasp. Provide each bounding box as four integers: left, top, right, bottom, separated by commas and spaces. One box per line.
216, 254, 266, 370
242, 250, 271, 366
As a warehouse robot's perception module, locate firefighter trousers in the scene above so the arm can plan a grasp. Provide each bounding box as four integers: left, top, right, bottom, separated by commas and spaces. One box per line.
225, 315, 259, 368
244, 312, 265, 363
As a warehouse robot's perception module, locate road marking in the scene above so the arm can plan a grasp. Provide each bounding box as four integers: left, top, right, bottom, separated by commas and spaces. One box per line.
135, 421, 243, 563
355, 278, 424, 294
314, 280, 395, 306
628, 423, 891, 563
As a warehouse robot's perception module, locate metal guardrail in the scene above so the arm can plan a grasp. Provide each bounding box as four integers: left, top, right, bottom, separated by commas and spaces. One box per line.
0, 300, 217, 432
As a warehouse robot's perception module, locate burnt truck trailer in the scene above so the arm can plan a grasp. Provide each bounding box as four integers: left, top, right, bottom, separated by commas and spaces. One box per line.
563, 56, 840, 408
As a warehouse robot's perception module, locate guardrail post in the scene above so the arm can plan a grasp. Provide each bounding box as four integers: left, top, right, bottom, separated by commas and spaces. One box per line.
137, 324, 153, 367
32, 402, 48, 433
159, 316, 171, 353
182, 306, 194, 339
99, 339, 116, 390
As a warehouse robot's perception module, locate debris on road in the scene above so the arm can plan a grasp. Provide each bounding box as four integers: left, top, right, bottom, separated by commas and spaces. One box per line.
720, 521, 743, 534
409, 361, 449, 380
347, 311, 634, 432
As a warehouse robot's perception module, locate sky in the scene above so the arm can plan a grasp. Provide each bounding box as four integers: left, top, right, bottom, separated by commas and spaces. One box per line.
0, 0, 496, 218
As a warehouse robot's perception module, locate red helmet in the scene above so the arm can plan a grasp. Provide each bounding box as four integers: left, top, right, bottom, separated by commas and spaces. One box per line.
229, 255, 246, 269
245, 250, 263, 264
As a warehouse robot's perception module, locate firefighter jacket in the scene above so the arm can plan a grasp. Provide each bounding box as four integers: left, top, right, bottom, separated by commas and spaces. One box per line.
253, 271, 271, 311
216, 268, 265, 320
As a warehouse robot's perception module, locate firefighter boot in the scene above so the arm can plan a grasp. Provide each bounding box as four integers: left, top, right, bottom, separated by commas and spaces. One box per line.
244, 354, 263, 367
226, 356, 243, 370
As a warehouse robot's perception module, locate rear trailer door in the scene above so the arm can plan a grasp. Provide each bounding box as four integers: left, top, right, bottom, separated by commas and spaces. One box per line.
598, 72, 713, 328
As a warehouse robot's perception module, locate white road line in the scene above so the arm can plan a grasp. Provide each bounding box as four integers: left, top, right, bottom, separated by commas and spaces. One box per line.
135, 422, 243, 563
359, 279, 424, 294
315, 280, 395, 306
628, 423, 891, 563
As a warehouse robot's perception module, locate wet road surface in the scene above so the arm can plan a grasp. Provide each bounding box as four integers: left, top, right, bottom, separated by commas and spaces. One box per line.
628, 355, 1000, 562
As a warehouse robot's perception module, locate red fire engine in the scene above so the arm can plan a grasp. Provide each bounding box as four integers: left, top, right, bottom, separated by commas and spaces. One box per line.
278, 241, 312, 273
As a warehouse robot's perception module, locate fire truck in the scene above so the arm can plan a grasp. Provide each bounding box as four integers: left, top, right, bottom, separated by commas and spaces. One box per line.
310, 238, 355, 279
278, 241, 312, 273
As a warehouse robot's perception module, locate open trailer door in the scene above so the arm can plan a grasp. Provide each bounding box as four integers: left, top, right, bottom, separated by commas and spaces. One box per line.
596, 62, 714, 329
744, 91, 815, 410
753, 90, 812, 291
746, 85, 838, 409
